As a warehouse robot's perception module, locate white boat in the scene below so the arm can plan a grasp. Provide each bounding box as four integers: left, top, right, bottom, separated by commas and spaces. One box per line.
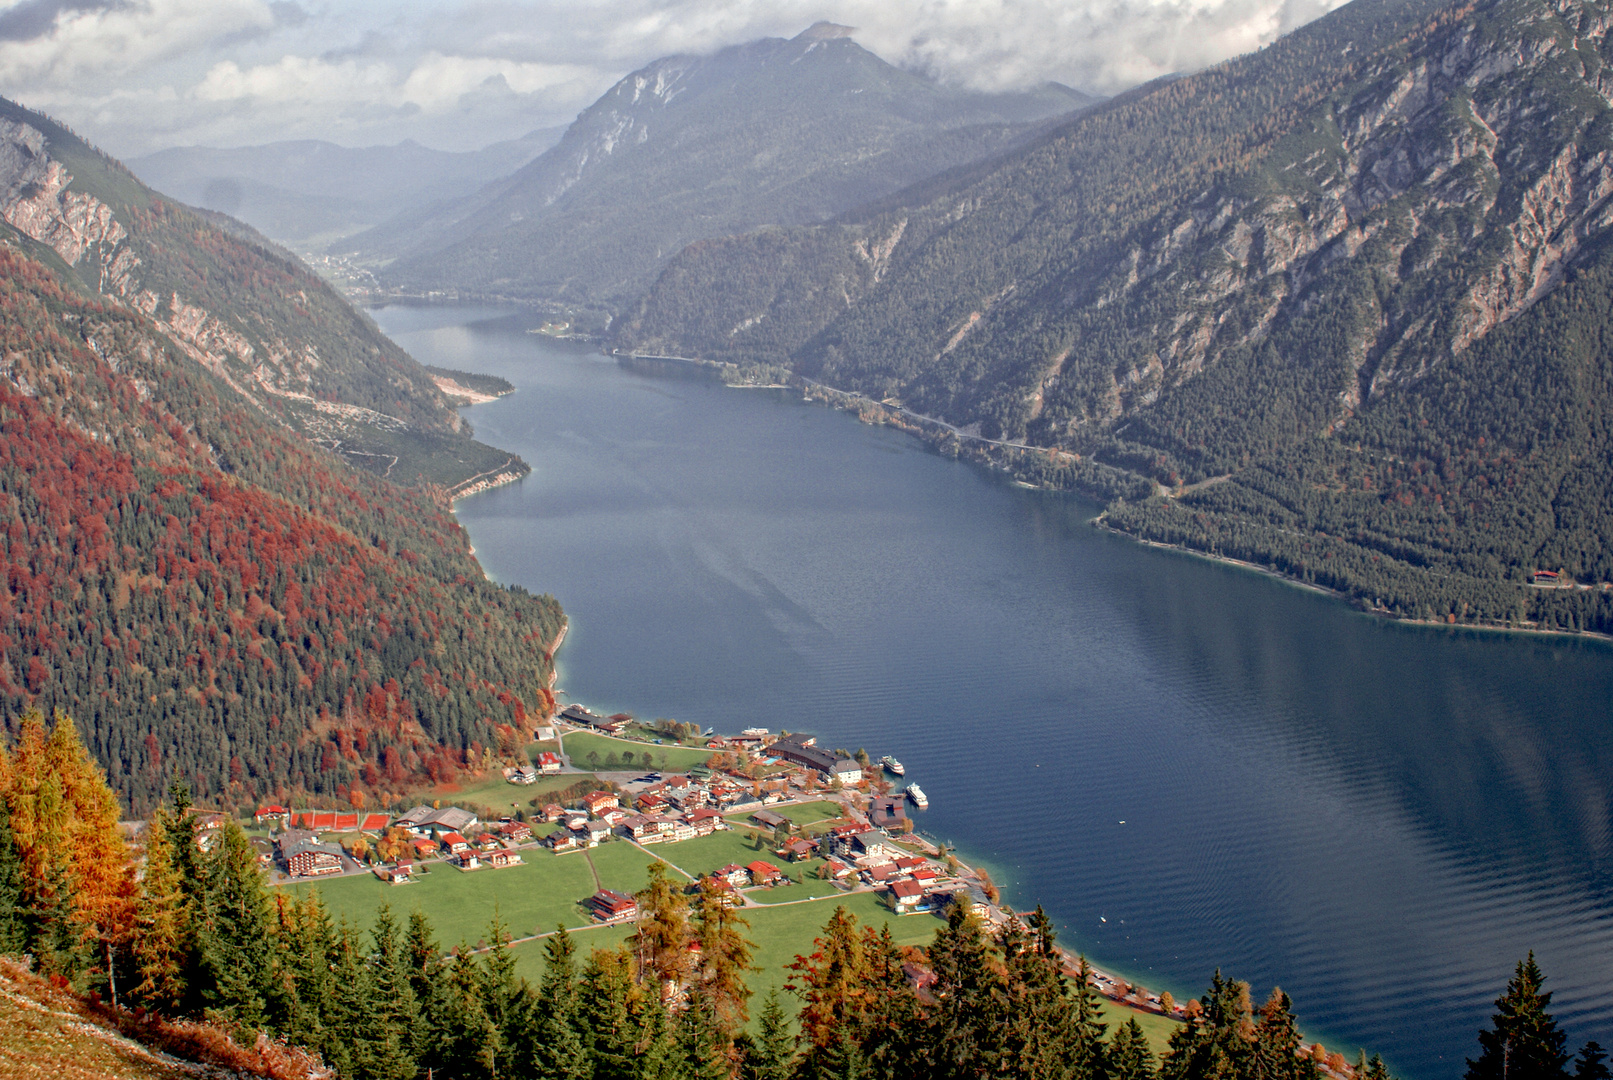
906, 783, 929, 810
880, 755, 906, 776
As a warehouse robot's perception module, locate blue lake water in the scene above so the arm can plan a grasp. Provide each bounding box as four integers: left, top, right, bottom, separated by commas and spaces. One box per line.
375, 304, 1613, 1079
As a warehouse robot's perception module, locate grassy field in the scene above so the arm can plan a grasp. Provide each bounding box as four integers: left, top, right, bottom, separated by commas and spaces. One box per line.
398, 770, 603, 818
637, 829, 773, 878
562, 730, 713, 773
280, 842, 656, 947
746, 879, 843, 904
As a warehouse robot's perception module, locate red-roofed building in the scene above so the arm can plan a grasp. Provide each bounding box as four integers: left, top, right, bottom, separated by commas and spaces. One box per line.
716, 864, 751, 887
583, 791, 620, 815
586, 889, 639, 923
412, 838, 438, 860
489, 850, 522, 869
542, 804, 565, 822
746, 860, 784, 886
255, 805, 290, 826
499, 820, 534, 843
684, 808, 725, 836
889, 879, 925, 912
537, 752, 562, 774
440, 832, 471, 855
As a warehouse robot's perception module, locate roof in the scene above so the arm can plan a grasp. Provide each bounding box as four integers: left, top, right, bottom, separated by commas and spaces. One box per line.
746, 860, 782, 876
538, 752, 562, 764
440, 832, 467, 845
890, 879, 925, 899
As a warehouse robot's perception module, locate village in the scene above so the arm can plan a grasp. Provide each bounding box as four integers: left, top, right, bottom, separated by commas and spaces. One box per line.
231, 705, 1192, 1035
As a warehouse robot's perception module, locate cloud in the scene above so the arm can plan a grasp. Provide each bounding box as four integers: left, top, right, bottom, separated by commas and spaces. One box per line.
0, 0, 1354, 156
0, 0, 130, 43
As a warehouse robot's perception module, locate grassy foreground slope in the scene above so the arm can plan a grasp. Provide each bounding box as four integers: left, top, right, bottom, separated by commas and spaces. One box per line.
622, 0, 1613, 633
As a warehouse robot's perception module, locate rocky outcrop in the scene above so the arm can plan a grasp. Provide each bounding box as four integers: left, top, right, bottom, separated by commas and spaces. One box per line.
0, 118, 139, 295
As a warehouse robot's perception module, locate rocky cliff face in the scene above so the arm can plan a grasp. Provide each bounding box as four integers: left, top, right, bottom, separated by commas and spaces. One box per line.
0, 99, 515, 489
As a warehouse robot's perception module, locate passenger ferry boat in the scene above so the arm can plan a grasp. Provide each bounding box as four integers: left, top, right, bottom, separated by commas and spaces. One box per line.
880, 755, 906, 776
905, 783, 929, 810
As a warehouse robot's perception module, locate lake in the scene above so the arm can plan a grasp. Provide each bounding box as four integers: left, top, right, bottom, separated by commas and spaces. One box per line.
374, 303, 1613, 1079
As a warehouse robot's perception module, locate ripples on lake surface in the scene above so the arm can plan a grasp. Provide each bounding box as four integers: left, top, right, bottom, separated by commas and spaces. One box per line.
375, 305, 1613, 1079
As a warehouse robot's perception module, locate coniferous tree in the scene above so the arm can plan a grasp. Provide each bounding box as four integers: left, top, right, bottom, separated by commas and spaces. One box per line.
0, 795, 26, 956
529, 926, 589, 1080
130, 811, 189, 1010
635, 860, 694, 1000
1066, 956, 1112, 1080
1253, 988, 1317, 1080
1163, 970, 1256, 1080
1466, 954, 1570, 1080
1111, 1018, 1159, 1080
1576, 1043, 1610, 1080
692, 875, 757, 1039
740, 989, 797, 1080
360, 905, 420, 1080
924, 900, 1007, 1079
579, 945, 642, 1080
199, 819, 279, 1027
1109, 1025, 1161, 1080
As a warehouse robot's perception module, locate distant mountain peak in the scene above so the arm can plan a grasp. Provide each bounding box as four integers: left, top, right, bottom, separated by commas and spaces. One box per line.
795, 21, 856, 41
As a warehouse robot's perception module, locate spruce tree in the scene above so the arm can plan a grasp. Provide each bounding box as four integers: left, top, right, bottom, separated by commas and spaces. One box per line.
741, 989, 797, 1080
693, 875, 757, 1038
1162, 971, 1255, 1080
529, 925, 589, 1080
924, 900, 1007, 1079
579, 945, 643, 1080
1466, 954, 1570, 1080
1110, 1018, 1159, 1080
1253, 988, 1317, 1080
1576, 1043, 1610, 1080
130, 811, 189, 1010
0, 796, 26, 955
199, 820, 278, 1028
361, 905, 421, 1080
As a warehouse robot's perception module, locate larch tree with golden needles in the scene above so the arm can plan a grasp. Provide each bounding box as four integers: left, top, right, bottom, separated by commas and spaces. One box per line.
0, 710, 134, 988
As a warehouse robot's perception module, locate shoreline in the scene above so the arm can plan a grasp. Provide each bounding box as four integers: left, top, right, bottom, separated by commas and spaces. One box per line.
1091, 519, 1613, 646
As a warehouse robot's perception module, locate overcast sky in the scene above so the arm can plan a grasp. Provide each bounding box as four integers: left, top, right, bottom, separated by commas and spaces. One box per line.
0, 0, 1348, 158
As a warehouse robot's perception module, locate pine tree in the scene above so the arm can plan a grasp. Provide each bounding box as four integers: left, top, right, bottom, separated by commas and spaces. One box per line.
924, 899, 1007, 1079
635, 861, 694, 1000
199, 819, 278, 1027
0, 796, 26, 955
130, 811, 189, 1010
1576, 1043, 1610, 1080
1110, 1018, 1159, 1080
360, 905, 421, 1080
1466, 955, 1570, 1080
740, 989, 797, 1080
1066, 955, 1111, 1080
1253, 988, 1317, 1080
1163, 971, 1255, 1080
529, 925, 589, 1080
579, 945, 643, 1080
791, 905, 872, 1060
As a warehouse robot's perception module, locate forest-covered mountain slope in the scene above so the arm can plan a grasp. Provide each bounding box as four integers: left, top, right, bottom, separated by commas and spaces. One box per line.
620, 0, 1613, 633
0, 98, 522, 494
127, 128, 563, 248
0, 108, 566, 815
352, 22, 1096, 313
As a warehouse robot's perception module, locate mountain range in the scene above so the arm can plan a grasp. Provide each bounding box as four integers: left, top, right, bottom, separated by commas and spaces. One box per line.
126, 128, 563, 248
616, 0, 1613, 634
344, 22, 1097, 316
